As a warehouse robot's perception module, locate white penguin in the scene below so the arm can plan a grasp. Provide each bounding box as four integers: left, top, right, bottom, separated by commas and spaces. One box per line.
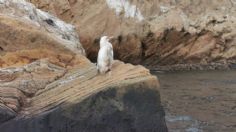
97, 36, 114, 74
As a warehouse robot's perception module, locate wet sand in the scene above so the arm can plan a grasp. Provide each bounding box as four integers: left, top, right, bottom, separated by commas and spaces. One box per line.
153, 70, 236, 132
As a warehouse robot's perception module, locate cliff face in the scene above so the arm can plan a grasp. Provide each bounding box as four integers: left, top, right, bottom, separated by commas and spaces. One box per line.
28, 0, 236, 70
0, 0, 167, 131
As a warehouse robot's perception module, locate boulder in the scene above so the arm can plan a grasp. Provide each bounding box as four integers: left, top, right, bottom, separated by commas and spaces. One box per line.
0, 0, 85, 62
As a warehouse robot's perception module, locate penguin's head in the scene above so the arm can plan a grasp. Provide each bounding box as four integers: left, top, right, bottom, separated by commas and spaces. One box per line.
99, 36, 112, 47
100, 36, 109, 44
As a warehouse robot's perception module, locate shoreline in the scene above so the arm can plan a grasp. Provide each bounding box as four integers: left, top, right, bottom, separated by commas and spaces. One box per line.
148, 61, 236, 72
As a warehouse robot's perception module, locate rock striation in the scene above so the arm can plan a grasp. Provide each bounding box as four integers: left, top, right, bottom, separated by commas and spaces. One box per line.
28, 0, 236, 70
0, 60, 167, 132
0, 0, 167, 131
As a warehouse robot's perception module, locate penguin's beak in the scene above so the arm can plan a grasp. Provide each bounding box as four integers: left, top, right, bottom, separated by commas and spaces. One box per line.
109, 36, 114, 40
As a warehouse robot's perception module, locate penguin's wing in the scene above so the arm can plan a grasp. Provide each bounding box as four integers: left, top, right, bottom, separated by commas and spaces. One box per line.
108, 42, 113, 58
107, 45, 113, 62
111, 46, 114, 60
111, 50, 114, 60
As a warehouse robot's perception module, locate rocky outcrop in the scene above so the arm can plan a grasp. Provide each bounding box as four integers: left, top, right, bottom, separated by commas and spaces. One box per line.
28, 0, 236, 70
0, 0, 167, 131
0, 60, 167, 132
0, 0, 85, 58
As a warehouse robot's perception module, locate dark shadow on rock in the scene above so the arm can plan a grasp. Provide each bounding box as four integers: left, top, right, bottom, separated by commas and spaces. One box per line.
0, 84, 168, 132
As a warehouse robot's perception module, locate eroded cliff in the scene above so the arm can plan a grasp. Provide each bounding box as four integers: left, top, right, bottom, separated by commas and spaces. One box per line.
28, 0, 236, 70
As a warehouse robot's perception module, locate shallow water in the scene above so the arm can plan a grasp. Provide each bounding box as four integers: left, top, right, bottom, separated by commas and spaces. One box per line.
153, 70, 236, 132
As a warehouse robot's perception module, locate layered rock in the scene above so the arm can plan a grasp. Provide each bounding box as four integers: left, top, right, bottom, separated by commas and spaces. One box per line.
0, 0, 167, 131
0, 61, 167, 132
28, 0, 236, 70
0, 0, 85, 124
0, 60, 66, 123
